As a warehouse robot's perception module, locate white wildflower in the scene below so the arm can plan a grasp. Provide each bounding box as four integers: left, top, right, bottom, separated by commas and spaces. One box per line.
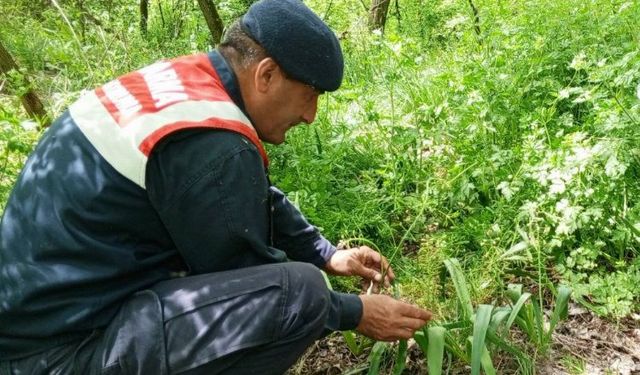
619, 1, 632, 13
605, 155, 627, 178
572, 90, 592, 103
388, 42, 402, 56
549, 180, 566, 194
491, 223, 501, 234
466, 90, 483, 105
519, 201, 539, 219
569, 52, 588, 70
20, 120, 38, 131
445, 15, 468, 30
497, 181, 514, 200
558, 88, 572, 99
555, 199, 570, 213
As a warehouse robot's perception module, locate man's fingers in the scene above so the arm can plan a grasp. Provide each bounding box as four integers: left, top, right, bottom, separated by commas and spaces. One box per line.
353, 261, 383, 282
398, 302, 433, 321
397, 317, 429, 331
385, 264, 396, 281
357, 294, 435, 342
358, 246, 396, 284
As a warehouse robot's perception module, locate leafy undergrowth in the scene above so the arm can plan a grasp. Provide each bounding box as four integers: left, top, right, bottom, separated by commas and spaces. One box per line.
288, 310, 640, 374
273, 0, 640, 321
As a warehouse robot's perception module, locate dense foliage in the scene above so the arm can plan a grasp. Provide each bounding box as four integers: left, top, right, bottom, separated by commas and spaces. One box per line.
1, 0, 639, 371
275, 0, 640, 320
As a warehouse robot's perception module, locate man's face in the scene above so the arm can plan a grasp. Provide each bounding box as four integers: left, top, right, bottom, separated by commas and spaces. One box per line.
253, 75, 321, 145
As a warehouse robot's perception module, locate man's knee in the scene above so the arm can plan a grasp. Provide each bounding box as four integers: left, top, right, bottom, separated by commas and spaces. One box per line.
279, 262, 330, 338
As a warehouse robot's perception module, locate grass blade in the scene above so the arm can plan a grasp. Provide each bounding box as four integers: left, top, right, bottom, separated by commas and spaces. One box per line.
427, 326, 447, 375
343, 330, 362, 356
442, 320, 473, 330
546, 285, 572, 342
490, 307, 511, 332
414, 329, 429, 354
531, 296, 545, 345
342, 365, 369, 375
471, 304, 493, 375
445, 332, 470, 363
444, 258, 474, 321
392, 339, 408, 375
486, 330, 533, 375
504, 292, 531, 334
480, 345, 497, 375
506, 284, 523, 304
321, 270, 333, 289
367, 341, 388, 375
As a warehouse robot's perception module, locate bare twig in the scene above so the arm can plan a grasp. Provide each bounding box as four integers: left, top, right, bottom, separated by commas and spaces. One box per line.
467, 0, 482, 44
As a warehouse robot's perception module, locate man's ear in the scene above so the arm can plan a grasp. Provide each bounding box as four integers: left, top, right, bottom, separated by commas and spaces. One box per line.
253, 57, 283, 94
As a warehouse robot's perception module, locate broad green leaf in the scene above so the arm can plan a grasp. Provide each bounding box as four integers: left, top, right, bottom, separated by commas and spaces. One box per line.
414, 329, 429, 354
427, 326, 446, 375
480, 345, 497, 375
504, 292, 531, 334
490, 307, 511, 332
367, 341, 388, 375
531, 297, 545, 344
391, 339, 408, 375
444, 258, 474, 321
342, 331, 362, 356
500, 241, 532, 262
506, 284, 523, 304
471, 304, 493, 375
546, 285, 572, 342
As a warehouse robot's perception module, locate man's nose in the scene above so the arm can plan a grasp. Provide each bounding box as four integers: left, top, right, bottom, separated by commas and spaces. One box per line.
301, 95, 319, 124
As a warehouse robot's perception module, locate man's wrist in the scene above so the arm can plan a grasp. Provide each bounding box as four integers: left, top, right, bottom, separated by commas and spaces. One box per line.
326, 291, 363, 331
319, 241, 337, 269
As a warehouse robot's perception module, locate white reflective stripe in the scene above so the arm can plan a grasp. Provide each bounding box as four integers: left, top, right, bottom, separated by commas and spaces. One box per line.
69, 91, 149, 188
123, 100, 254, 146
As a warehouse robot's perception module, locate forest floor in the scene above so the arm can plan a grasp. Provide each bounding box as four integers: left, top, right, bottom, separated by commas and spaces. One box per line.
287, 307, 640, 375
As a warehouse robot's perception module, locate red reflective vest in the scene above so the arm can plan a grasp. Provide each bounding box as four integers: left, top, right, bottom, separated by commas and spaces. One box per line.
69, 54, 269, 188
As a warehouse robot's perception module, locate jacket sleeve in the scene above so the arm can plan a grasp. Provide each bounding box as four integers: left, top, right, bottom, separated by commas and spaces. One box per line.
269, 186, 336, 267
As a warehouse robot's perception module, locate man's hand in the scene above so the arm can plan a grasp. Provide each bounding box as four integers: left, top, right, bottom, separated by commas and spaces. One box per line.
324, 246, 395, 287
356, 294, 432, 341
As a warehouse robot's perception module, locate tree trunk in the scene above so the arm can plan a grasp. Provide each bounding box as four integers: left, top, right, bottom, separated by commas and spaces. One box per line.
196, 0, 224, 45
140, 0, 149, 35
467, 0, 482, 43
0, 39, 49, 126
368, 0, 391, 31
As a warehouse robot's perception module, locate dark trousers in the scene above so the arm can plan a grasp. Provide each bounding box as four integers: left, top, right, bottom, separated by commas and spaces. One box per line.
0, 262, 330, 375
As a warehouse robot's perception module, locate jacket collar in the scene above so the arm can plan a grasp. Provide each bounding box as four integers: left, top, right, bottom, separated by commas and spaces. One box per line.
208, 50, 249, 118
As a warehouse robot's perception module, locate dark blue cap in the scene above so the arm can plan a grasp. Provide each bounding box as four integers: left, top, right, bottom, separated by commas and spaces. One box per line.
241, 0, 344, 92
